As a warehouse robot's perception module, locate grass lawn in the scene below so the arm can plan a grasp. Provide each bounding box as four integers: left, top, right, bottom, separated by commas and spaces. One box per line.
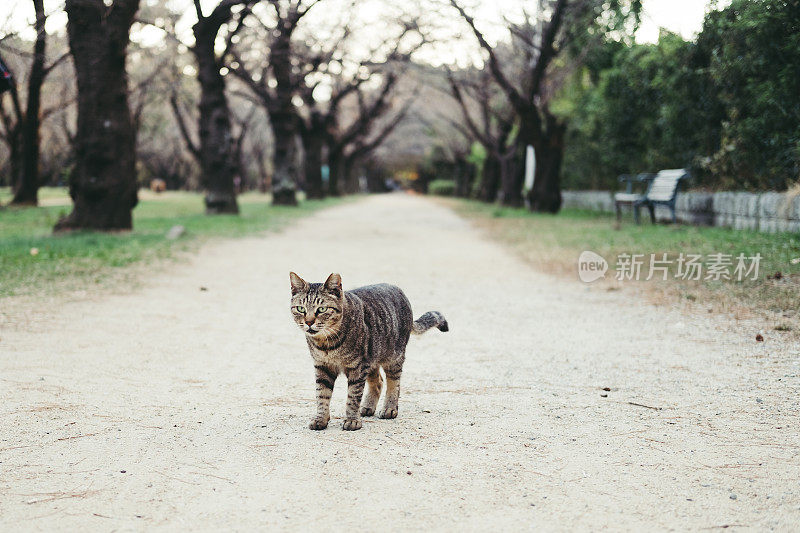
451, 199, 800, 334
0, 186, 69, 204
0, 188, 344, 298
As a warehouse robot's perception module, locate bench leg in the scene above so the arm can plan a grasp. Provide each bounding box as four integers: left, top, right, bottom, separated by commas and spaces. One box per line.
647, 204, 655, 224
634, 204, 641, 224
615, 203, 622, 223
671, 205, 677, 224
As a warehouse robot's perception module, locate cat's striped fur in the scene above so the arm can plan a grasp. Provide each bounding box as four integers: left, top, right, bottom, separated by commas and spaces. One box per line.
290, 272, 448, 431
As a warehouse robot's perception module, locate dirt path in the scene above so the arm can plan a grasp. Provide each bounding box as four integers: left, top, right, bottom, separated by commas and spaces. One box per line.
1, 194, 798, 531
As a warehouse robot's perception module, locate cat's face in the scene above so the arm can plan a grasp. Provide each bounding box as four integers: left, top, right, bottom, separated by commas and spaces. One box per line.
289, 272, 344, 338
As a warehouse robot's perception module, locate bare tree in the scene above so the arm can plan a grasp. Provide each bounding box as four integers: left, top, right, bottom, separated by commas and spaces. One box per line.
294, 16, 413, 198
325, 70, 399, 195
423, 118, 475, 198
55, 0, 140, 231
229, 0, 321, 206
170, 0, 258, 214
0, 53, 23, 190
292, 27, 355, 199
230, 3, 426, 199
446, 66, 517, 203
322, 39, 424, 195
0, 1, 69, 205
450, 0, 640, 212
338, 90, 415, 194
449, 0, 568, 211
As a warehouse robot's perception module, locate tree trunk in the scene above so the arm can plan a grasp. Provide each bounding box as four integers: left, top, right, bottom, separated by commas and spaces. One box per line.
454, 157, 472, 198
527, 113, 565, 213
192, 16, 238, 214
11, 0, 46, 206
270, 113, 299, 205
342, 156, 360, 194
498, 150, 522, 207
478, 152, 500, 202
464, 160, 476, 198
268, 29, 298, 206
365, 171, 385, 193
327, 150, 343, 197
301, 128, 324, 200
5, 107, 22, 193
55, 0, 140, 231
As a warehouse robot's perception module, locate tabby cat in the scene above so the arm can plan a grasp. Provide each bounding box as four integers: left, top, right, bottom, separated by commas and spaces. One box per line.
290, 272, 448, 431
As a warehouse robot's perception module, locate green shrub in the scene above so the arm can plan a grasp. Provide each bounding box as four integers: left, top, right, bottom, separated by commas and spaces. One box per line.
428, 179, 456, 196
557, 0, 800, 191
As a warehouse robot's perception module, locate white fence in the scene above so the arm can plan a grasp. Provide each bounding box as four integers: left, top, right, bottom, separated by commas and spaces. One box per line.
561, 190, 800, 233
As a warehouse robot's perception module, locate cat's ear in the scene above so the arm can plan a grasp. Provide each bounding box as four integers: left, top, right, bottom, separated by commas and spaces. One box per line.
324, 273, 342, 297
289, 272, 308, 295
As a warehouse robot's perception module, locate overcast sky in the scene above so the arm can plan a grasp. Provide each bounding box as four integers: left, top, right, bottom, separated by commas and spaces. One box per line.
637, 0, 731, 42
1, 0, 729, 48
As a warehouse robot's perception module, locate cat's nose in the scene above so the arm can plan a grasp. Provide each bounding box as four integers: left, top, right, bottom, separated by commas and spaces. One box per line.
305, 317, 315, 326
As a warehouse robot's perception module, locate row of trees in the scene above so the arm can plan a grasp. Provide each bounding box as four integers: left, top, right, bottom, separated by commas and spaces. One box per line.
421, 0, 642, 212
0, 0, 69, 207
429, 0, 799, 202
560, 0, 800, 191
0, 0, 423, 229
7, 0, 793, 229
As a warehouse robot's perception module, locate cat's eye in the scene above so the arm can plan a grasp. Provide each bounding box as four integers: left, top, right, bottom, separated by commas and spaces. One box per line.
317, 306, 328, 313
294, 306, 306, 313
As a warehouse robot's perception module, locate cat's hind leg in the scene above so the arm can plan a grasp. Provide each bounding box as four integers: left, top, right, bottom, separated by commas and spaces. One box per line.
360, 367, 383, 417
379, 357, 404, 419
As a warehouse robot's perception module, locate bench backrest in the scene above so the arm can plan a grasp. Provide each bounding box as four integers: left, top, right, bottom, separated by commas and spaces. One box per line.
645, 169, 689, 202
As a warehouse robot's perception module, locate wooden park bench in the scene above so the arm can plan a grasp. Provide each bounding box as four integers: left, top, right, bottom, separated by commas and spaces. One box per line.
614, 169, 690, 224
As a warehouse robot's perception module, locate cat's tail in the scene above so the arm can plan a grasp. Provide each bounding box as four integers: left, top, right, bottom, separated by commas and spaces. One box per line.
411, 311, 449, 335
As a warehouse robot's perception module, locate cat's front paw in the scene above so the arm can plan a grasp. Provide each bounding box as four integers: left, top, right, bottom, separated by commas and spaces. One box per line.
342, 418, 363, 431
378, 407, 398, 419
309, 417, 329, 430
360, 406, 375, 417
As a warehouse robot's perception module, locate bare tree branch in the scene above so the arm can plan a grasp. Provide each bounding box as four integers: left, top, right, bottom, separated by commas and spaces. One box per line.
448, 0, 525, 112
348, 94, 415, 160
445, 67, 489, 146
528, 0, 569, 102
169, 93, 200, 160
43, 51, 70, 76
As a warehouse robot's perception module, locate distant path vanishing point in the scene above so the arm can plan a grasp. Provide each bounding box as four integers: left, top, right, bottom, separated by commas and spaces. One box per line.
1, 194, 798, 531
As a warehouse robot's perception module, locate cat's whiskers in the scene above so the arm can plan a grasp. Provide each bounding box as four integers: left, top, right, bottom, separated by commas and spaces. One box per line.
324, 325, 345, 347
319, 325, 336, 344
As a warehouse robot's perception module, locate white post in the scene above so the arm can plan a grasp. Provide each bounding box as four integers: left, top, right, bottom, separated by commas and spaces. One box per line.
524, 145, 535, 192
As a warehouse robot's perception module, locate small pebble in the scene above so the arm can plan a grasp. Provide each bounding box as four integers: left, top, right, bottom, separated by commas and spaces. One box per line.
730, 494, 737, 500
120, 470, 126, 473
165, 225, 185, 240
